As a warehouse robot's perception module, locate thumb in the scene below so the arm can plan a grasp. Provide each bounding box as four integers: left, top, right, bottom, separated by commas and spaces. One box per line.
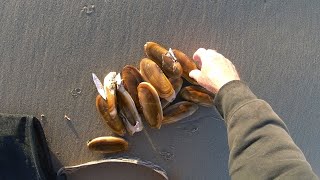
189, 69, 201, 82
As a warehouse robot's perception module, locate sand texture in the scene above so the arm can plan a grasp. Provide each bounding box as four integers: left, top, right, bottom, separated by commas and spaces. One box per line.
0, 0, 319, 179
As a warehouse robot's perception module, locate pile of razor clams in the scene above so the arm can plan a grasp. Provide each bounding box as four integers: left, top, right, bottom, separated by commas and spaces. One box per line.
88, 42, 215, 153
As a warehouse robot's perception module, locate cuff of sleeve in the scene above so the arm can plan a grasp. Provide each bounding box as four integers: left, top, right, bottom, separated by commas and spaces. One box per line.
214, 80, 257, 120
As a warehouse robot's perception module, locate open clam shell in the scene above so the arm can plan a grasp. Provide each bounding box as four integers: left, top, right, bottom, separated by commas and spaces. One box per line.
121, 65, 144, 113
162, 101, 199, 125
180, 86, 215, 107
173, 49, 199, 85
103, 72, 118, 118
137, 82, 163, 129
144, 42, 183, 78
96, 95, 126, 136
140, 58, 175, 102
116, 73, 144, 135
87, 136, 128, 153
161, 77, 183, 109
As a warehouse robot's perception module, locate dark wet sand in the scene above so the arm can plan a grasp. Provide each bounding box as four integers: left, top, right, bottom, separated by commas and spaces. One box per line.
0, 0, 319, 179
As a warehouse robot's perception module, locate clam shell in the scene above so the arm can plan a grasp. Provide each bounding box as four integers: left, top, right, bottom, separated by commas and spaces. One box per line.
172, 49, 199, 85
121, 65, 144, 112
144, 42, 183, 78
96, 95, 126, 136
162, 101, 199, 125
116, 73, 143, 135
104, 72, 118, 118
169, 77, 183, 94
87, 136, 128, 153
160, 77, 183, 109
137, 82, 163, 129
180, 86, 215, 107
140, 58, 175, 102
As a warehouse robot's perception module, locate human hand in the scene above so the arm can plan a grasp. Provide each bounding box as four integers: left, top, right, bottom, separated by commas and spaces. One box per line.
189, 48, 240, 94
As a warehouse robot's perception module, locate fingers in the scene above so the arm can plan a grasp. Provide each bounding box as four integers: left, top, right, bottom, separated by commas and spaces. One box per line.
189, 69, 201, 82
193, 48, 220, 68
193, 48, 206, 68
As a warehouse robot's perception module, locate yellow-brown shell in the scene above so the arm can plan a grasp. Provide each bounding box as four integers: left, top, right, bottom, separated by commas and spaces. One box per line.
121, 65, 144, 112
169, 77, 183, 94
144, 42, 183, 78
173, 49, 199, 85
96, 95, 126, 136
160, 77, 184, 109
87, 136, 128, 153
180, 86, 215, 107
140, 58, 175, 102
137, 82, 163, 129
162, 101, 199, 125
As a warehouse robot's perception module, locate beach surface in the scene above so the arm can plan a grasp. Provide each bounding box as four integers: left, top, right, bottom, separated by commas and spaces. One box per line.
0, 0, 319, 179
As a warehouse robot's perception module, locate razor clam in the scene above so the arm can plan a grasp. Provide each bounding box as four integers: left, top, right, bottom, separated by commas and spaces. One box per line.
161, 77, 183, 109
121, 65, 144, 113
103, 72, 118, 118
93, 72, 126, 136
87, 136, 128, 153
96, 95, 126, 136
162, 101, 199, 125
172, 49, 199, 85
137, 82, 163, 129
140, 58, 175, 102
144, 42, 183, 78
180, 86, 215, 107
115, 73, 143, 135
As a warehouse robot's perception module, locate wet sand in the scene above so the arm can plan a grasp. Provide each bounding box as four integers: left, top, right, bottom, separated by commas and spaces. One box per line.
0, 0, 319, 179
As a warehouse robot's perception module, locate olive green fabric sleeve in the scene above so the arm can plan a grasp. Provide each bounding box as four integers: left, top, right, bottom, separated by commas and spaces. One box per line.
214, 81, 318, 180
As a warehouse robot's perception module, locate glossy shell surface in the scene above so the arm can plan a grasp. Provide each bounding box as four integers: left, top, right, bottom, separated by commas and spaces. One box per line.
144, 42, 182, 78
121, 65, 144, 112
180, 86, 215, 107
137, 82, 163, 129
87, 136, 128, 153
96, 95, 126, 136
140, 58, 175, 102
173, 49, 198, 85
160, 77, 183, 109
162, 101, 199, 125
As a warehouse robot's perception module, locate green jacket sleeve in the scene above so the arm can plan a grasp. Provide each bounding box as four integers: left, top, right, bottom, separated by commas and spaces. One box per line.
214, 80, 318, 180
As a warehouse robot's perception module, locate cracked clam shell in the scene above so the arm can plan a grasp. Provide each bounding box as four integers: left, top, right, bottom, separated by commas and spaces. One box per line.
162, 101, 199, 125
180, 86, 215, 107
173, 49, 199, 85
116, 73, 143, 135
87, 136, 128, 154
144, 42, 183, 78
137, 82, 163, 129
140, 58, 175, 102
121, 65, 144, 113
96, 95, 126, 136
161, 77, 183, 109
